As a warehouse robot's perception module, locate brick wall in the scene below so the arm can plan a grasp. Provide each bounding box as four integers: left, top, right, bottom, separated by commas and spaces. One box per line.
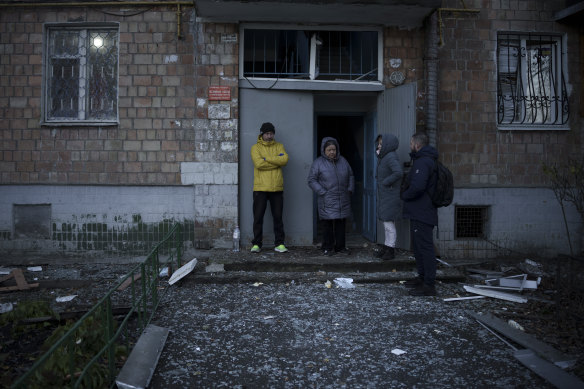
0, 5, 197, 185
383, 26, 427, 131
438, 0, 583, 187
191, 21, 240, 246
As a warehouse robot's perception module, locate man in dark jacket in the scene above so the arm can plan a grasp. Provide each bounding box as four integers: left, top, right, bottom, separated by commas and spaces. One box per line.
400, 132, 438, 296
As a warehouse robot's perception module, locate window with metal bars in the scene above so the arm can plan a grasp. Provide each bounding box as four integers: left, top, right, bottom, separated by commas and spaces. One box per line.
455, 206, 488, 239
243, 29, 379, 81
497, 32, 569, 127
44, 24, 119, 124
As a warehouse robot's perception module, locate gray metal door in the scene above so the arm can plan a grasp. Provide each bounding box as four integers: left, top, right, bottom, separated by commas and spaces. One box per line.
376, 83, 417, 249
362, 111, 377, 241
240, 89, 314, 247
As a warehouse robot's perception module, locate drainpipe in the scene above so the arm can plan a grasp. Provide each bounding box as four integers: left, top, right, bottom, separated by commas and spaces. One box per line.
425, 10, 439, 148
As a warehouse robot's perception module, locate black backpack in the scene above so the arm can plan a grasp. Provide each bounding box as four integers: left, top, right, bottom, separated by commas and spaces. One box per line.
429, 160, 454, 208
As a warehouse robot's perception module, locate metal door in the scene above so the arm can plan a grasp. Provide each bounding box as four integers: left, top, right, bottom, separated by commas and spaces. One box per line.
376, 83, 417, 249
362, 111, 377, 241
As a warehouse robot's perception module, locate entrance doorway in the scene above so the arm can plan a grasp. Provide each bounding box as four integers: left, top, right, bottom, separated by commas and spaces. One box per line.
313, 114, 365, 245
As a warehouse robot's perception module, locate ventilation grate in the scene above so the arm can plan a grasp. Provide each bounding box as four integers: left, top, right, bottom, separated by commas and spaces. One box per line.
455, 206, 488, 239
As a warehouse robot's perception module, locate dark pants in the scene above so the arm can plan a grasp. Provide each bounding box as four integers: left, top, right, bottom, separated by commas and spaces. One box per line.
252, 191, 285, 248
410, 219, 436, 287
321, 218, 346, 251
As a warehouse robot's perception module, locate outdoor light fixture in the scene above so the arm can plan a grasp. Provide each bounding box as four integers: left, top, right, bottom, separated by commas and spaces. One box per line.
93, 36, 104, 48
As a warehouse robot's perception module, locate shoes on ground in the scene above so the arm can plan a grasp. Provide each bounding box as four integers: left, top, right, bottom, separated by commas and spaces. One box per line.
408, 283, 437, 296
335, 248, 350, 255
404, 278, 423, 288
374, 245, 387, 258
322, 249, 335, 256
250, 245, 261, 253
382, 247, 395, 260
274, 244, 288, 253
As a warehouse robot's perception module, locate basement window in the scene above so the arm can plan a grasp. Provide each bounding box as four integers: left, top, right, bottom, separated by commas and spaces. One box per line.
43, 23, 119, 125
455, 206, 488, 239
13, 204, 51, 240
242, 28, 380, 82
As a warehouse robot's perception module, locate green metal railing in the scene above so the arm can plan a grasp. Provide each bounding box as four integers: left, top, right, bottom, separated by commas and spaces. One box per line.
12, 223, 183, 389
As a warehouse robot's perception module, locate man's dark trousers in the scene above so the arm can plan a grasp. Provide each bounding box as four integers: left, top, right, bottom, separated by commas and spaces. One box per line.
410, 219, 436, 286
252, 191, 285, 248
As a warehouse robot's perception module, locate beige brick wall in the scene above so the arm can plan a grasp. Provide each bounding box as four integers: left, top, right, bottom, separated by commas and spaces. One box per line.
0, 5, 197, 185
438, 0, 583, 187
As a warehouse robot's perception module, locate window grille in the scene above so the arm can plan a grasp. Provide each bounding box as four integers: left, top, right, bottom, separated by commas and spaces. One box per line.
455, 206, 488, 239
243, 29, 378, 81
45, 25, 119, 123
497, 33, 569, 127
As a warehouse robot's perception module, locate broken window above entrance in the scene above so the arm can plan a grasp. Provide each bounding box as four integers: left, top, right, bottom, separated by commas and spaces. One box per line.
242, 28, 380, 82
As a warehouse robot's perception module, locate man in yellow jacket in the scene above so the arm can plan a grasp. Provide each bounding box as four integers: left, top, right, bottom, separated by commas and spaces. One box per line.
250, 122, 289, 253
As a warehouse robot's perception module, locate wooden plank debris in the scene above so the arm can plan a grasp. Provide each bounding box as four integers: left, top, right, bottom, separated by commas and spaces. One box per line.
463, 285, 527, 303
0, 269, 39, 292
117, 273, 142, 291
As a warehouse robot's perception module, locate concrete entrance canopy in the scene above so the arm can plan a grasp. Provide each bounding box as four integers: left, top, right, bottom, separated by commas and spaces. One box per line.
193, 0, 442, 28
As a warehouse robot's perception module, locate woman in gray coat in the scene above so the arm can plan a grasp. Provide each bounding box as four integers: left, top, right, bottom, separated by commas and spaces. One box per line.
375, 134, 403, 260
308, 137, 355, 256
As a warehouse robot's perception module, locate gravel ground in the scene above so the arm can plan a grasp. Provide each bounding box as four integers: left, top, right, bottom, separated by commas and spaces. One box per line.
149, 282, 554, 388
1, 247, 582, 388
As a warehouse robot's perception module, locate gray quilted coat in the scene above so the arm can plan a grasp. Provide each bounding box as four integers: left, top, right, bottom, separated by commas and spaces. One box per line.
376, 134, 403, 221
307, 137, 355, 220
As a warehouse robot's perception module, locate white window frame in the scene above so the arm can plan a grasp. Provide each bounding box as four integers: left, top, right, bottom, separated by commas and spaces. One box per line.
42, 23, 120, 126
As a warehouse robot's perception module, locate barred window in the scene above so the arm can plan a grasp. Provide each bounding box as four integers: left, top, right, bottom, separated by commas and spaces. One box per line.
44, 25, 119, 124
497, 33, 569, 128
243, 28, 379, 82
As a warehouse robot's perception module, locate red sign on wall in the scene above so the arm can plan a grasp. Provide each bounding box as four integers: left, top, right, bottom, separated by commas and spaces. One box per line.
209, 86, 231, 101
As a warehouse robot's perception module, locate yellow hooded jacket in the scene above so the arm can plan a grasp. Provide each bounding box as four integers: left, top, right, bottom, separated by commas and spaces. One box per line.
251, 134, 289, 192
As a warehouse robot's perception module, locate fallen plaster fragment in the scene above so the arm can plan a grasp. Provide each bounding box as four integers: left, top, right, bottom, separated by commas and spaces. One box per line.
391, 349, 406, 356
0, 302, 13, 313
334, 278, 355, 289
252, 282, 264, 287
508, 320, 525, 331
463, 285, 527, 303
56, 295, 77, 302
168, 258, 197, 285
205, 263, 225, 273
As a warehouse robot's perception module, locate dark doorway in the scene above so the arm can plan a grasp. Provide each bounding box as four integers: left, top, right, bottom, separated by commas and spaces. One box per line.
313, 114, 365, 244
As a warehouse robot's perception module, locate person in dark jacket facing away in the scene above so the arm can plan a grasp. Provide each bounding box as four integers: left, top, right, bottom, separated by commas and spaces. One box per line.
308, 137, 355, 256
401, 132, 438, 296
375, 134, 403, 260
